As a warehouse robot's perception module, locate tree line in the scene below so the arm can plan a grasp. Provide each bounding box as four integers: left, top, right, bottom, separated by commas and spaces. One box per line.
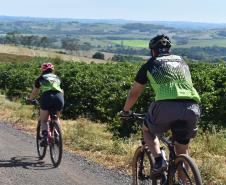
0, 32, 94, 52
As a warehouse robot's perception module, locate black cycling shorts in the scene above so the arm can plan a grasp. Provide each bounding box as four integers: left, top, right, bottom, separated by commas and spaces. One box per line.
40, 91, 64, 112
146, 100, 200, 144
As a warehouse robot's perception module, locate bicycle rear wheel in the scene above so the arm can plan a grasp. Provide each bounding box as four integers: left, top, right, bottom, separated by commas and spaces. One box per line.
49, 121, 63, 167
172, 154, 202, 185
132, 146, 160, 185
36, 121, 47, 159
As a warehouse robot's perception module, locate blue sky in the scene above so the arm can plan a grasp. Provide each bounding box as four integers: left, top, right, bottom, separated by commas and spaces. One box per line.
0, 0, 226, 23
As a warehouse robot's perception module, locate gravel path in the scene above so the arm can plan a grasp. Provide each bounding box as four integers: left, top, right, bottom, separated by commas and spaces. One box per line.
0, 123, 131, 185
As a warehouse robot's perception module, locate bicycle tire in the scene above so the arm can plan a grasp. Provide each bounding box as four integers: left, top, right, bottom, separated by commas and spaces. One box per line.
170, 154, 202, 185
49, 121, 63, 167
36, 121, 47, 159
132, 146, 159, 185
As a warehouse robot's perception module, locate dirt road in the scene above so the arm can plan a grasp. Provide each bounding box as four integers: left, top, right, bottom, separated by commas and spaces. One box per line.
0, 123, 130, 185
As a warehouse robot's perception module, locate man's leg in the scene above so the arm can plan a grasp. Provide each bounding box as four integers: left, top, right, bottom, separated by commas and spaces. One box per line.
175, 142, 188, 155
142, 124, 161, 157
142, 124, 167, 173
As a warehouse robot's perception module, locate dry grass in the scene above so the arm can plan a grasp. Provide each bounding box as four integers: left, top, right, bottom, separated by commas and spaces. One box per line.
0, 95, 36, 133
0, 44, 107, 63
0, 53, 32, 63
0, 94, 225, 184
190, 132, 226, 185
62, 118, 139, 171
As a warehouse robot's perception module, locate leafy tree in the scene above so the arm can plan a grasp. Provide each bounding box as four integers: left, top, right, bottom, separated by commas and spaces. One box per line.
5, 32, 18, 45
80, 42, 92, 51
39, 37, 49, 48
61, 38, 80, 52
92, 52, 105, 60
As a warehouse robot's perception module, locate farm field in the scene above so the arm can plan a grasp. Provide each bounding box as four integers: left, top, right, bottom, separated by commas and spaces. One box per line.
176, 38, 226, 48
110, 39, 148, 48
110, 39, 226, 48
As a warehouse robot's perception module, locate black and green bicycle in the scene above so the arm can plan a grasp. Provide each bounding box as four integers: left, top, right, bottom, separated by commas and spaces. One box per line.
129, 113, 202, 185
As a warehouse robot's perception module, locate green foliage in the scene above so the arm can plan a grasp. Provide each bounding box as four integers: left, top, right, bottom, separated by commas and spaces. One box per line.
0, 56, 225, 137
190, 62, 226, 129
112, 54, 144, 62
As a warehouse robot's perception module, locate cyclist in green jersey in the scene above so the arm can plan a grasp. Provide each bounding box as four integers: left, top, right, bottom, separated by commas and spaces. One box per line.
28, 62, 64, 147
120, 35, 201, 174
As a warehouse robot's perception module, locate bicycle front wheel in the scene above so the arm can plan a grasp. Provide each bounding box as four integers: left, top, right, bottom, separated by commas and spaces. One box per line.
132, 146, 160, 185
172, 154, 202, 185
36, 121, 47, 159
49, 121, 63, 167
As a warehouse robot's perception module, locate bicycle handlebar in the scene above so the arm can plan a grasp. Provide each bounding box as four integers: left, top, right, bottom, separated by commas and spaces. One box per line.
131, 113, 146, 121
26, 98, 40, 106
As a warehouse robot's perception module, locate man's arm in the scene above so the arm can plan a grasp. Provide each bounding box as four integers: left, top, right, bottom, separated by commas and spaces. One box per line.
123, 82, 145, 112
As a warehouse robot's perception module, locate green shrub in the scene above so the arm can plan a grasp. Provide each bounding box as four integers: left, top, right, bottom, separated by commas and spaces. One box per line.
0, 57, 225, 137
92, 52, 105, 60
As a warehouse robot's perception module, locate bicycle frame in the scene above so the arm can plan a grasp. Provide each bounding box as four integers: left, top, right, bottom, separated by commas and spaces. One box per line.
158, 135, 177, 184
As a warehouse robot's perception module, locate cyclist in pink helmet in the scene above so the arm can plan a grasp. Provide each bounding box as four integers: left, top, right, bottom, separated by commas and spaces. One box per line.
28, 62, 64, 147
41, 62, 54, 72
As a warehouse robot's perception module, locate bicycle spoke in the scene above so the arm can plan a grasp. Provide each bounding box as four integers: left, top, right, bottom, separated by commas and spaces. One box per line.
36, 121, 47, 159
173, 155, 202, 185
132, 147, 160, 185
49, 122, 63, 167
181, 163, 193, 184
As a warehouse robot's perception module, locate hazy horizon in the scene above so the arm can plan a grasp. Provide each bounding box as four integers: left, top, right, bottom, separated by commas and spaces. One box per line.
1, 15, 226, 25
0, 0, 226, 24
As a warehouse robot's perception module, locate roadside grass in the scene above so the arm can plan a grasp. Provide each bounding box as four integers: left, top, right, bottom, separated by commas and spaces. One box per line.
0, 94, 225, 184
190, 131, 226, 185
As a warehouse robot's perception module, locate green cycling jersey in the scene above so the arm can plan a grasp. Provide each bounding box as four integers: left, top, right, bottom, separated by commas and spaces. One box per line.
135, 54, 200, 103
35, 73, 63, 94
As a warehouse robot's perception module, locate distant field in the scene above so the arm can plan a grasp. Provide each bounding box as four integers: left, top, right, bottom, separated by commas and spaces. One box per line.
110, 40, 148, 48
175, 39, 226, 48
110, 39, 226, 48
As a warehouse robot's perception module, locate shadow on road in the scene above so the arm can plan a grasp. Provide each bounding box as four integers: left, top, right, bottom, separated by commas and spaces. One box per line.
0, 156, 54, 170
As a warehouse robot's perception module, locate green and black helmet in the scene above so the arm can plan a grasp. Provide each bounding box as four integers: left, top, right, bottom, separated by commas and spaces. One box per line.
149, 34, 171, 50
